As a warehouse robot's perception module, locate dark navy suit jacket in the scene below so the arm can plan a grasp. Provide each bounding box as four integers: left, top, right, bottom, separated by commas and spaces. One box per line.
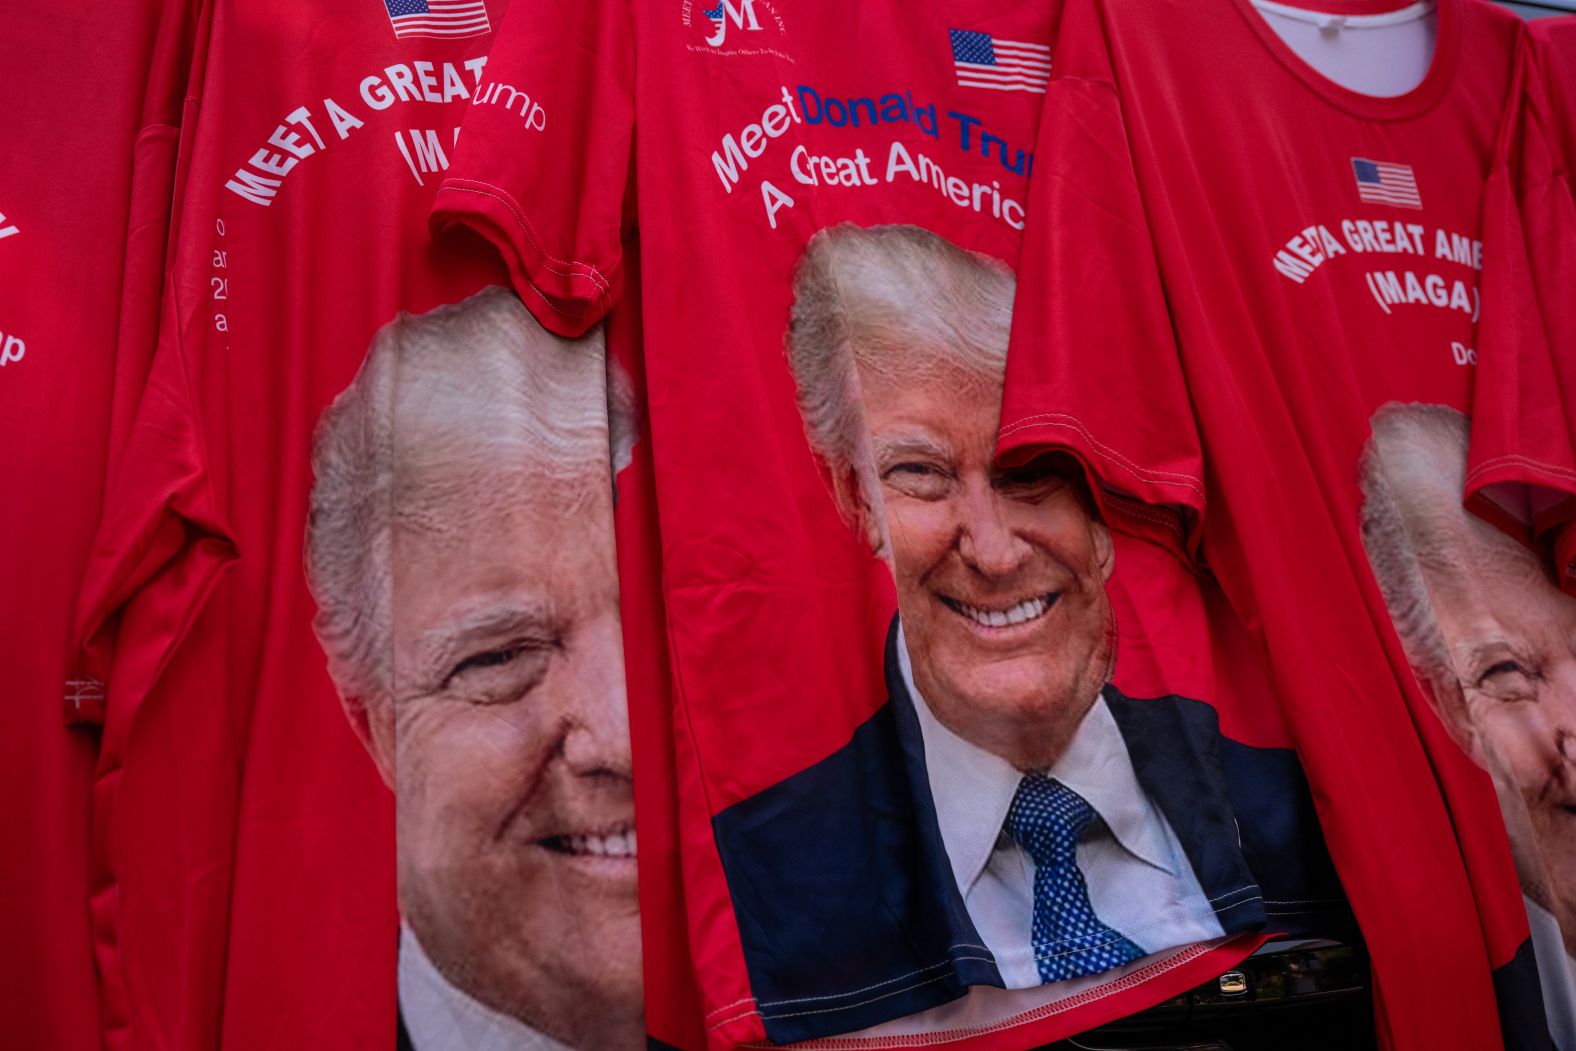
711, 617, 1350, 1043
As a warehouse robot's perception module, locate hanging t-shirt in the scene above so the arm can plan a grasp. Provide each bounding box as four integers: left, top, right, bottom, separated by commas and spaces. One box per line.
63, 2, 654, 1049
304, 286, 647, 1051
996, 0, 1576, 1047
434, 0, 1351, 1046
1481, 15, 1576, 1050
1501, 14, 1576, 563
0, 1, 204, 1046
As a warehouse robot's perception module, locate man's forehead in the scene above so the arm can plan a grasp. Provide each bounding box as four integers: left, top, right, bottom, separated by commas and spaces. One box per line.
853, 341, 997, 383
395, 460, 607, 533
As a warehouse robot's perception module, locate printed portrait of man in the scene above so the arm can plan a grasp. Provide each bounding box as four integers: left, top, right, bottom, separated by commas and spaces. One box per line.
709, 225, 1263, 1041
305, 286, 644, 1051
1359, 402, 1576, 1039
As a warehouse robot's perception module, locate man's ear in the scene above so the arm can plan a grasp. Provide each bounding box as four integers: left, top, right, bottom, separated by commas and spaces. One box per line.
1093, 520, 1116, 582
341, 692, 396, 790
830, 463, 885, 557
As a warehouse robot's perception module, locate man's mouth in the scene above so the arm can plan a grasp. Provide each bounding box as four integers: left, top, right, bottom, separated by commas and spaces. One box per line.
940, 593, 1059, 629
538, 824, 637, 859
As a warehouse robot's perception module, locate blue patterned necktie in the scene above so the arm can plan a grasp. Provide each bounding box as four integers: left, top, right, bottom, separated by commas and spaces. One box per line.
1004, 773, 1146, 982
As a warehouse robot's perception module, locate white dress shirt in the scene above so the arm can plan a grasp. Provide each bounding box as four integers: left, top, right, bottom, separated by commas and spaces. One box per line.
400, 925, 573, 1051
1526, 897, 1576, 1051
897, 626, 1226, 989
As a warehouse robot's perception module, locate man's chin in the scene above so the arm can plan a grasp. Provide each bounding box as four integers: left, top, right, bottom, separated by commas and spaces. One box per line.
939, 662, 1094, 719
422, 917, 644, 1037
921, 667, 1095, 762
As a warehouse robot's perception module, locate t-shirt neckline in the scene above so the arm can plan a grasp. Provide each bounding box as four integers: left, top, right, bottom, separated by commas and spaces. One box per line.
1229, 0, 1461, 122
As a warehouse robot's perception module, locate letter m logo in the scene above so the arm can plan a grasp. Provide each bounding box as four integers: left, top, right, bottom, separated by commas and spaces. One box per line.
704, 0, 760, 47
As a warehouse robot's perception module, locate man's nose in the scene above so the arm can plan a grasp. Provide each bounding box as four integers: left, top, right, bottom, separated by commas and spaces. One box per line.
955, 481, 1029, 577
557, 609, 633, 779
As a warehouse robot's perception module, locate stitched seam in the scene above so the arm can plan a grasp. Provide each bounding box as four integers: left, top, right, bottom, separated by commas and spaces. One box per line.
1465, 453, 1576, 486
711, 950, 996, 1015
703, 994, 758, 1019
709, 1006, 766, 1032
998, 412, 1205, 498
734, 938, 1231, 1047
998, 412, 1204, 486
738, 895, 1258, 1018
1207, 886, 1261, 906
439, 179, 611, 288
763, 973, 966, 1023
514, 269, 594, 322
714, 962, 1008, 1028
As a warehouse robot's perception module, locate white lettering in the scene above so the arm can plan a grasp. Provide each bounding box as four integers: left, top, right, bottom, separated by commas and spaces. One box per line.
361, 74, 395, 111
324, 97, 364, 139
709, 87, 798, 193
224, 167, 283, 205
761, 179, 794, 228
413, 61, 443, 103
477, 83, 546, 131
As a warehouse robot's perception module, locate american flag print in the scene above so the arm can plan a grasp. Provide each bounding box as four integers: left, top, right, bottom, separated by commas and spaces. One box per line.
948, 28, 1051, 93
382, 0, 491, 40
1352, 158, 1422, 209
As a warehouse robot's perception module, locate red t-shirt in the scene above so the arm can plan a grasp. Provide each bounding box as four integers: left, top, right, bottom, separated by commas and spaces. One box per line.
1483, 17, 1576, 1048
435, 1, 1358, 1046
1491, 16, 1576, 585
998, 0, 1575, 1047
68, 4, 522, 1048
0, 2, 202, 1047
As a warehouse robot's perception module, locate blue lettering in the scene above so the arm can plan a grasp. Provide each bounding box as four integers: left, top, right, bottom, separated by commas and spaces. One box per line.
796, 85, 822, 125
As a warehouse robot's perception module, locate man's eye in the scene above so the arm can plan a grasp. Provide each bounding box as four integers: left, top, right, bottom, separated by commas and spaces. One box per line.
883, 464, 951, 499
454, 647, 526, 676
1471, 657, 1541, 702
1477, 659, 1530, 686
443, 641, 553, 692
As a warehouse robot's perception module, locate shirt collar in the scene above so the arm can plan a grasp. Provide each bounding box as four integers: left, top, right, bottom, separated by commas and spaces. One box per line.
898, 624, 1178, 894
1047, 695, 1178, 876
399, 924, 574, 1051
899, 625, 1023, 897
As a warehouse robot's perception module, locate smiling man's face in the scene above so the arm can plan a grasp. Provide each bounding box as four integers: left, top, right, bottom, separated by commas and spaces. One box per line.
853, 360, 1115, 772
384, 463, 643, 1048
1420, 512, 1576, 951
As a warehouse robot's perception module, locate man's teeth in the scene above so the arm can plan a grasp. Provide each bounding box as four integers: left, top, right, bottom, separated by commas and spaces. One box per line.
954, 596, 1051, 627
560, 829, 637, 858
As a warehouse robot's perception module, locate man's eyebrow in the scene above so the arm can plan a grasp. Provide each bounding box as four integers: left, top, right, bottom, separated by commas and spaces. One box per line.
870, 433, 953, 463
409, 599, 558, 678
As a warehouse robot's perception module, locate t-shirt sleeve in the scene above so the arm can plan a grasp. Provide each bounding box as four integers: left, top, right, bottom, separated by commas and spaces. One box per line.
1469, 36, 1576, 593
430, 0, 634, 337
68, 0, 233, 733
70, 289, 236, 730
997, 0, 1205, 563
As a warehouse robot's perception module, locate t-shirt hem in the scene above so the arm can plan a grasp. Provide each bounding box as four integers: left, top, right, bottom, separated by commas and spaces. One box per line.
996, 410, 1204, 560
1464, 454, 1576, 591
725, 933, 1264, 1050
430, 178, 620, 337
